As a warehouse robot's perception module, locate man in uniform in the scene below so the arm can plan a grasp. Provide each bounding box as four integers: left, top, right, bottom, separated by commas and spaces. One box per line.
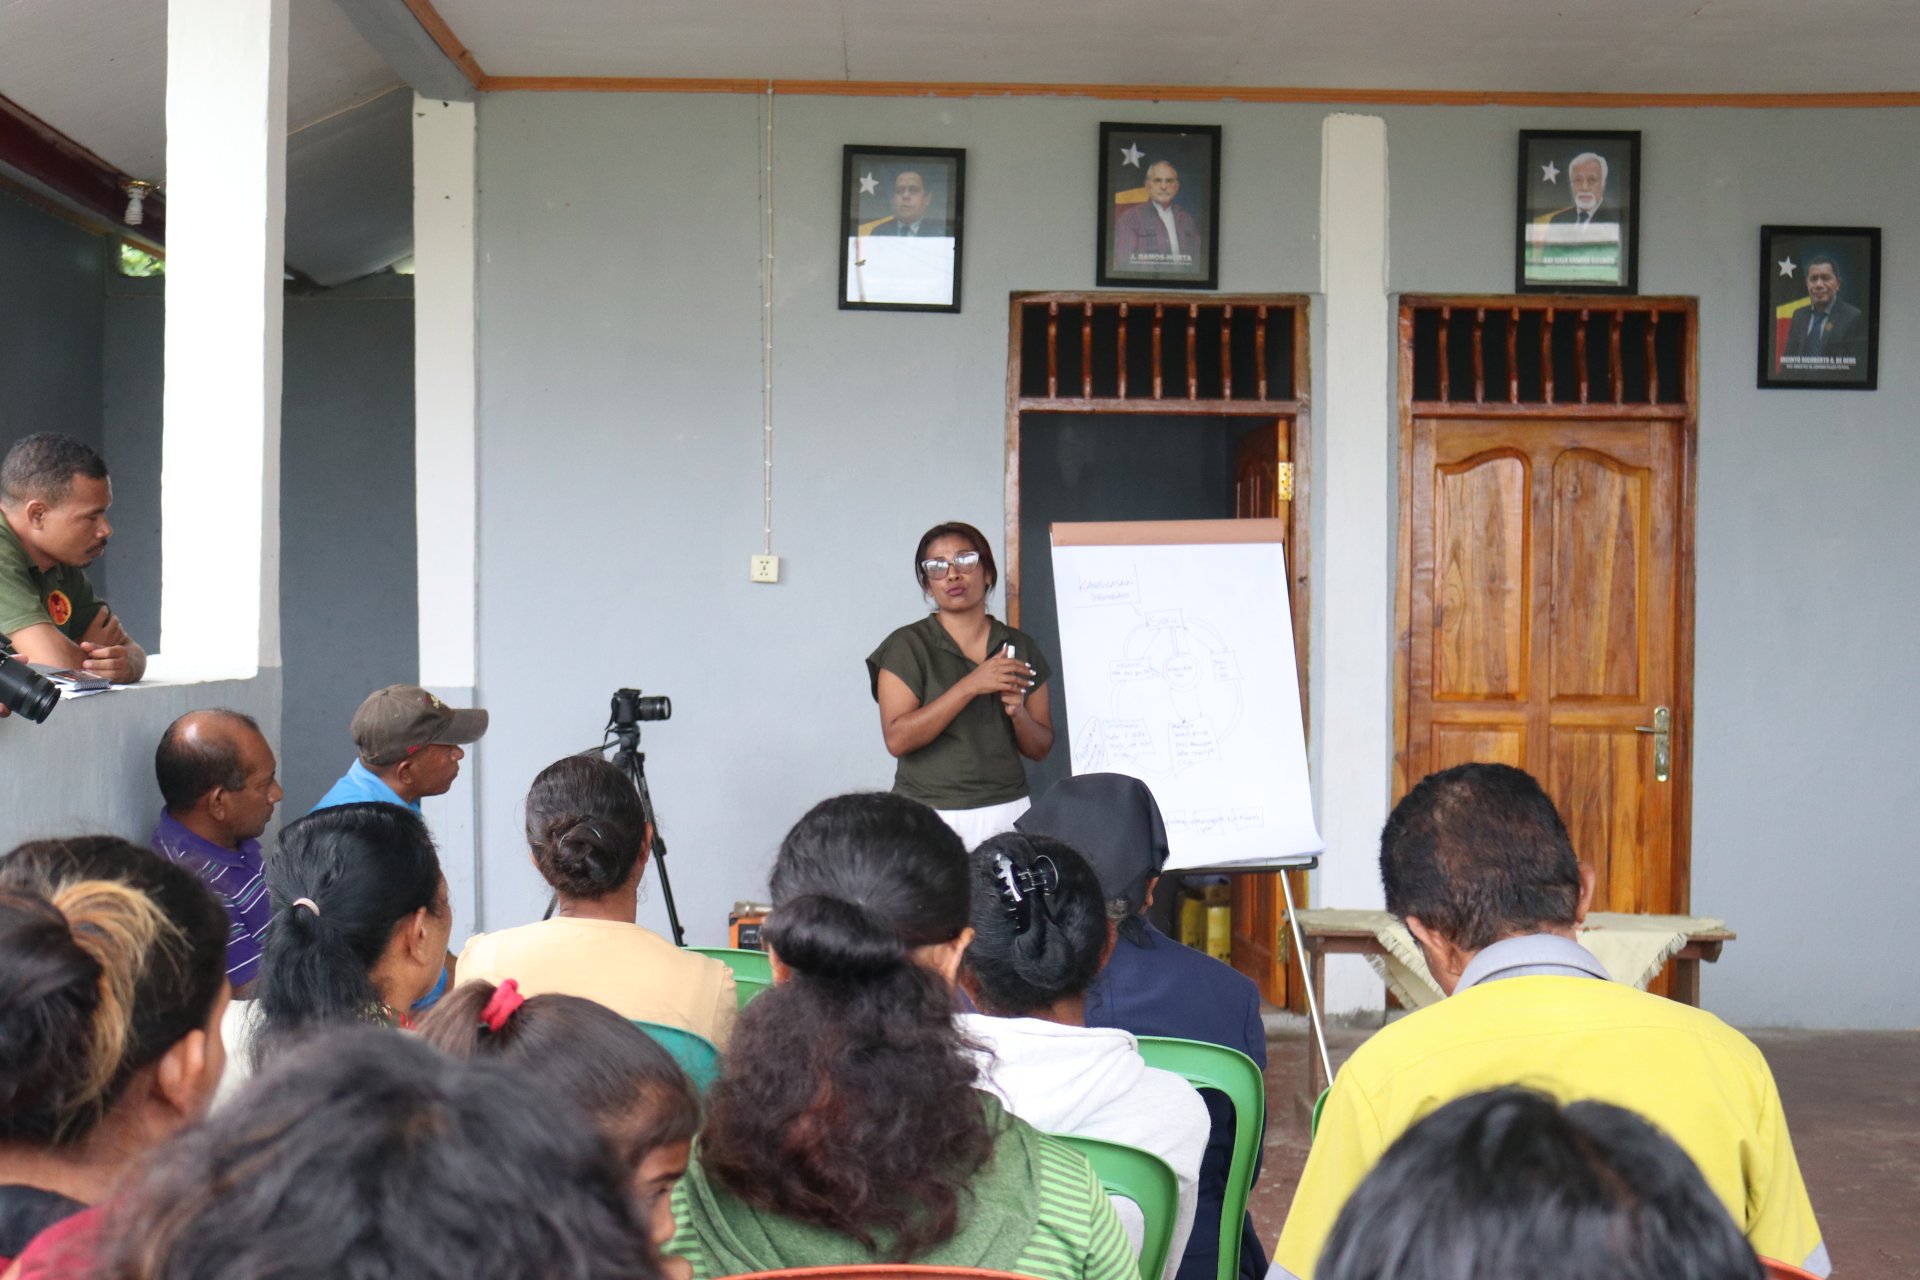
0, 433, 145, 682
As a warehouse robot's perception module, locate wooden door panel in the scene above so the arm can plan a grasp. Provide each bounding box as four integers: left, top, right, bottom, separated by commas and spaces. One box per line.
1432, 724, 1525, 772
1551, 450, 1649, 701
1549, 727, 1660, 911
1434, 453, 1530, 701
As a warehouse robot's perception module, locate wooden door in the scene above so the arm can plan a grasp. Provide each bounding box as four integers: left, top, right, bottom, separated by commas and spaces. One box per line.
1405, 415, 1689, 916
1228, 420, 1308, 1010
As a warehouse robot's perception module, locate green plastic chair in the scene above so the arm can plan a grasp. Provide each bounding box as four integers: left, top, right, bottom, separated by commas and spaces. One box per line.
632, 1020, 722, 1093
1053, 1133, 1179, 1280
1135, 1037, 1265, 1280
686, 946, 775, 1007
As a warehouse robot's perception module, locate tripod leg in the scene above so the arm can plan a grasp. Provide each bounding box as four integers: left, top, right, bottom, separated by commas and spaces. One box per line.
649, 837, 685, 948
623, 749, 685, 947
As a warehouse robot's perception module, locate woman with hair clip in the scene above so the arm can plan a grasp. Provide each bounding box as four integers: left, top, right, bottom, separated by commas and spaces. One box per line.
418, 978, 700, 1279
959, 832, 1209, 1280
673, 792, 1134, 1280
868, 520, 1054, 847
0, 836, 229, 1270
457, 756, 735, 1045
84, 1028, 663, 1280
218, 802, 450, 1099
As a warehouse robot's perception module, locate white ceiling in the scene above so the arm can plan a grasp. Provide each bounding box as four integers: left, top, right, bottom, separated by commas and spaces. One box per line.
437, 0, 1920, 94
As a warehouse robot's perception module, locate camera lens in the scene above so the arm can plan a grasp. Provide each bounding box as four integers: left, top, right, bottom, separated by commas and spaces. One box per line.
0, 653, 60, 723
635, 695, 671, 722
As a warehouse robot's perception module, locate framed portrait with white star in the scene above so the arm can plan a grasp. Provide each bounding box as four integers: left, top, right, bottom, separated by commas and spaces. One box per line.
1759, 225, 1880, 390
1097, 123, 1221, 289
839, 146, 966, 313
1515, 130, 1640, 294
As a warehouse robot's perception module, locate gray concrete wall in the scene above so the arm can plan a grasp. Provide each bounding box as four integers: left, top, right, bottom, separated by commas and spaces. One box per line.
472, 94, 1917, 1027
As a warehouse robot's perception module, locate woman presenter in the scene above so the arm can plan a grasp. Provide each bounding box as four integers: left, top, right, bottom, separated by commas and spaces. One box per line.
867, 521, 1054, 845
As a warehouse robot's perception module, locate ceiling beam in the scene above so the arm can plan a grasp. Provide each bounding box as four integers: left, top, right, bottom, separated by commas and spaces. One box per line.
0, 93, 164, 241
333, 0, 482, 101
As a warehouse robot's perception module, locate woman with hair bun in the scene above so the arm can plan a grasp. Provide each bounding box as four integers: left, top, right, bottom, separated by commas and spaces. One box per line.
959, 832, 1209, 1280
0, 836, 230, 1267
418, 978, 700, 1276
673, 793, 1134, 1280
457, 756, 735, 1046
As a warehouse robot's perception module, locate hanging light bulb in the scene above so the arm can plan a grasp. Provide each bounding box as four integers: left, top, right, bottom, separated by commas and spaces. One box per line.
123, 180, 157, 226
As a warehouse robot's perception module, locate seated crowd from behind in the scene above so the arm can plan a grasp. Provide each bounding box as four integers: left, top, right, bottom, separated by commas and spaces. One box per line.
671, 792, 1137, 1280
959, 830, 1209, 1279
457, 754, 736, 1047
0, 836, 229, 1270
0, 433, 145, 686
1274, 762, 1825, 1279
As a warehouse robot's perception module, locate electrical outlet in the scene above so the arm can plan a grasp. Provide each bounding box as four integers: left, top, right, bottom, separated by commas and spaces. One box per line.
749, 554, 781, 584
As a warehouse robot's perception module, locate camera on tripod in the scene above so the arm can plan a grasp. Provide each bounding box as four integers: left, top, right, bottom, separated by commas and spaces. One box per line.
610, 687, 671, 728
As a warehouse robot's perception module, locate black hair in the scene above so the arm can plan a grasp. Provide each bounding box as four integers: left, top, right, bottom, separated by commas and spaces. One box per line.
256, 804, 443, 1065
525, 755, 649, 900
1806, 254, 1839, 277
1379, 763, 1582, 950
963, 832, 1108, 1015
0, 432, 108, 507
913, 521, 998, 594
90, 1027, 662, 1280
418, 979, 699, 1168
699, 792, 993, 1260
0, 836, 229, 1144
154, 709, 262, 812
1318, 1087, 1765, 1280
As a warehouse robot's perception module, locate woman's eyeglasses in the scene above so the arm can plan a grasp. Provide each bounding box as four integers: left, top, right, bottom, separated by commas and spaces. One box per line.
921, 550, 983, 581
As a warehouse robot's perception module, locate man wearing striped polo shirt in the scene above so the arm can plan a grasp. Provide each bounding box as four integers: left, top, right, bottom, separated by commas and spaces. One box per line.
151, 709, 282, 996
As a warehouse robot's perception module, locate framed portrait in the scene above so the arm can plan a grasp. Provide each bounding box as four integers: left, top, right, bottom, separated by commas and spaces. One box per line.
1514, 130, 1640, 294
1096, 122, 1221, 289
1758, 225, 1880, 390
839, 146, 965, 313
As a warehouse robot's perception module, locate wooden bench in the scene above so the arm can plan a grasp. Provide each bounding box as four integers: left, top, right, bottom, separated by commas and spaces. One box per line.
1294, 914, 1736, 1102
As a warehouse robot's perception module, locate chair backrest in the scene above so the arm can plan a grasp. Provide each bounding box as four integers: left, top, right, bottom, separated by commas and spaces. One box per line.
1760, 1261, 1824, 1280
723, 1268, 1038, 1280
632, 1020, 722, 1092
1053, 1133, 1179, 1280
686, 945, 775, 1007
1134, 1036, 1265, 1280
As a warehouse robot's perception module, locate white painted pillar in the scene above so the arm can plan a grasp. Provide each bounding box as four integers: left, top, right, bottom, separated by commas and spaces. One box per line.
413, 96, 482, 935
159, 0, 289, 677
1314, 114, 1394, 1014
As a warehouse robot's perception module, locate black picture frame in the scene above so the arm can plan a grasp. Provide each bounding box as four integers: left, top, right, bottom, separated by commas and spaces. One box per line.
1515, 130, 1641, 294
1757, 225, 1880, 391
1096, 123, 1221, 290
839, 146, 965, 313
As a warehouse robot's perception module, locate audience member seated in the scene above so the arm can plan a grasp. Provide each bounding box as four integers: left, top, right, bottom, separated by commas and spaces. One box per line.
1018, 773, 1268, 1280
313, 683, 489, 813
0, 837, 228, 1266
219, 804, 450, 1101
1315, 1088, 1766, 1280
0, 434, 146, 684
672, 792, 1135, 1280
960, 831, 1209, 1280
419, 978, 701, 1280
59, 1029, 660, 1280
457, 756, 736, 1046
1274, 763, 1825, 1280
150, 709, 283, 996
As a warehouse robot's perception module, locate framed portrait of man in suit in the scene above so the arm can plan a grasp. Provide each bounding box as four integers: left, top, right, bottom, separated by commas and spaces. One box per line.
1097, 123, 1221, 289
1515, 130, 1640, 294
1758, 225, 1880, 390
840, 146, 966, 313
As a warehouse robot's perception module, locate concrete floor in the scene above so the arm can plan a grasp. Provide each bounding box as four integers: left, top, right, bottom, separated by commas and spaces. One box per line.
1246, 1018, 1919, 1278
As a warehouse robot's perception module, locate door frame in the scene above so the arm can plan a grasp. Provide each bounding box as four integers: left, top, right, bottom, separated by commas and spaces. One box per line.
1391, 294, 1699, 914
1003, 290, 1316, 1007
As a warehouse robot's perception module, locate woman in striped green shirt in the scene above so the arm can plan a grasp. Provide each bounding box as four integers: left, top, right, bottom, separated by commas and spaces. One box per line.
671, 792, 1136, 1280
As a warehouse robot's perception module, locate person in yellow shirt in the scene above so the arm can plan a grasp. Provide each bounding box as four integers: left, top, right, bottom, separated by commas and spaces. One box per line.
1273, 763, 1826, 1280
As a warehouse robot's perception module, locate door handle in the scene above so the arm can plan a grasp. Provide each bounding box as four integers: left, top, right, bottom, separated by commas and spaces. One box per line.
1633, 706, 1671, 783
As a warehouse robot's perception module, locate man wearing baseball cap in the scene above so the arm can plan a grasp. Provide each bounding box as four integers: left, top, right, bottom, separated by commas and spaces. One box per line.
313, 683, 489, 813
